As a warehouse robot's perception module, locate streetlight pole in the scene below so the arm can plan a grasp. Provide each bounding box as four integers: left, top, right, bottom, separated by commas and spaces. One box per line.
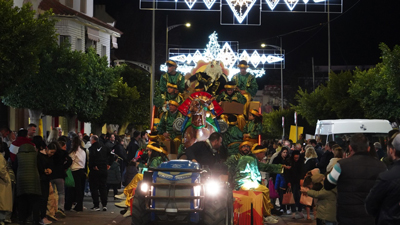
261, 41, 284, 139
165, 17, 191, 61
151, 0, 155, 121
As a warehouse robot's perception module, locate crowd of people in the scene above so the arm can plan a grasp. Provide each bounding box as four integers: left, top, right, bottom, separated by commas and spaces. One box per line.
0, 124, 152, 225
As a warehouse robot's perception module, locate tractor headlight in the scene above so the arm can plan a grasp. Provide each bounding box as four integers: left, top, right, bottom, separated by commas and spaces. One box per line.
206, 180, 220, 196
140, 182, 149, 193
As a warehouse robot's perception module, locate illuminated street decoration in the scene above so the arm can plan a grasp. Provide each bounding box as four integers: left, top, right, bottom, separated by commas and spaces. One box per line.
284, 0, 299, 11
203, 0, 217, 9
226, 0, 257, 23
140, 0, 342, 25
162, 32, 284, 79
185, 0, 196, 9
266, 0, 280, 10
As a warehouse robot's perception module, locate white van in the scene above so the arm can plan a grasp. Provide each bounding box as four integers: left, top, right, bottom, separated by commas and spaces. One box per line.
315, 119, 392, 144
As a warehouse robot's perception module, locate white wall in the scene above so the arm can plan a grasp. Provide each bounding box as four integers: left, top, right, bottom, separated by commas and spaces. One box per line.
55, 19, 85, 51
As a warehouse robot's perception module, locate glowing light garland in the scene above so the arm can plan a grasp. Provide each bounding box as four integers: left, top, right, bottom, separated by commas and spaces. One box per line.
284, 0, 299, 11
162, 32, 284, 79
226, 0, 257, 23
203, 0, 216, 9
185, 0, 196, 9
266, 0, 280, 10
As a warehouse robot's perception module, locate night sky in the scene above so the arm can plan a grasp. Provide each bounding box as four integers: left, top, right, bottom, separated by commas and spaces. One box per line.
97, 0, 400, 88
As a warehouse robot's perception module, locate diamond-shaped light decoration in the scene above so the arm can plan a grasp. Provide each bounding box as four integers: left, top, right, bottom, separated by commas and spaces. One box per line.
239, 50, 250, 62
266, 55, 284, 63
284, 0, 299, 11
203, 0, 217, 9
303, 0, 309, 3
170, 54, 187, 63
185, 0, 197, 9
266, 0, 280, 10
227, 0, 257, 24
192, 50, 203, 63
260, 54, 268, 64
250, 51, 261, 67
219, 43, 238, 68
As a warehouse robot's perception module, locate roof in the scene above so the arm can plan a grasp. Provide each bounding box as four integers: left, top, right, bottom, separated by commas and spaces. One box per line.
38, 0, 122, 35
315, 119, 392, 135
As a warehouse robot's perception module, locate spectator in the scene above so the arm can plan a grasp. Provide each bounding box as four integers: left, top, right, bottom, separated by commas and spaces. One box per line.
374, 142, 385, 160
9, 129, 35, 165
303, 145, 319, 178
15, 144, 41, 225
272, 147, 290, 213
113, 136, 127, 179
27, 124, 37, 139
104, 133, 115, 152
365, 132, 400, 225
326, 145, 343, 173
37, 143, 56, 225
107, 156, 121, 199
0, 139, 12, 225
50, 141, 71, 218
305, 172, 337, 225
325, 134, 387, 225
316, 141, 335, 174
126, 131, 140, 163
65, 137, 86, 212
285, 150, 304, 219
88, 135, 113, 211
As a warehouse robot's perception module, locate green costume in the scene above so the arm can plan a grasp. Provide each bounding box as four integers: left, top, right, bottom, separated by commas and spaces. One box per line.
225, 153, 282, 190
243, 121, 263, 139
223, 125, 243, 156
232, 73, 258, 97
216, 91, 247, 104
157, 110, 182, 139
160, 72, 185, 93
149, 156, 168, 168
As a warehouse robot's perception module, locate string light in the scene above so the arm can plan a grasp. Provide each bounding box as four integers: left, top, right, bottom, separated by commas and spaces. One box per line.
314, 0, 326, 2
284, 0, 299, 11
203, 0, 216, 9
266, 0, 280, 10
163, 32, 284, 79
226, 0, 257, 23
185, 0, 196, 9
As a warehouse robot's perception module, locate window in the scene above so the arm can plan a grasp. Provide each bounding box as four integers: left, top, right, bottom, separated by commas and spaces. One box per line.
76, 38, 82, 51
59, 35, 70, 45
66, 0, 73, 8
80, 0, 87, 14
101, 45, 106, 57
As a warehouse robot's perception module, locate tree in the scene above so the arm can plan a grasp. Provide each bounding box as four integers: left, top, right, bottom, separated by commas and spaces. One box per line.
0, 1, 57, 96
263, 108, 295, 139
350, 43, 400, 122
90, 66, 140, 135
2, 42, 85, 126
120, 66, 151, 129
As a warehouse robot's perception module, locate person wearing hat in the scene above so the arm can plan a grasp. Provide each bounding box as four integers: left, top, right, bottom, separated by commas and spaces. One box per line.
231, 60, 258, 102
161, 82, 184, 106
243, 109, 263, 143
225, 142, 285, 223
160, 60, 185, 95
216, 81, 247, 104
222, 115, 243, 156
157, 100, 183, 154
365, 132, 400, 225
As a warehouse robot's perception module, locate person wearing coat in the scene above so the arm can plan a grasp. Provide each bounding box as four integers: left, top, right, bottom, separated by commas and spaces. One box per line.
107, 157, 122, 198
0, 152, 12, 224
14, 144, 42, 225
306, 173, 337, 225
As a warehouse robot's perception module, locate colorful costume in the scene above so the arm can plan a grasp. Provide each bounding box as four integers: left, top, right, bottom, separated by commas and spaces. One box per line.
232, 73, 258, 102
157, 110, 183, 140
225, 152, 282, 216
243, 120, 262, 141
216, 91, 247, 104
223, 124, 243, 156
160, 73, 185, 94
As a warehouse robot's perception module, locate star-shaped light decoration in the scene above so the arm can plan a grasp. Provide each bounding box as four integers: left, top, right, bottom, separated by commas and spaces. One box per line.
185, 0, 197, 9
192, 50, 203, 63
227, 0, 257, 23
284, 0, 299, 11
266, 55, 284, 63
219, 42, 238, 68
203, 0, 217, 9
266, 0, 280, 10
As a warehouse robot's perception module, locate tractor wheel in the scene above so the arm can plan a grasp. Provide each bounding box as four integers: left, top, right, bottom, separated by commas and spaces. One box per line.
131, 181, 150, 225
202, 187, 233, 225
